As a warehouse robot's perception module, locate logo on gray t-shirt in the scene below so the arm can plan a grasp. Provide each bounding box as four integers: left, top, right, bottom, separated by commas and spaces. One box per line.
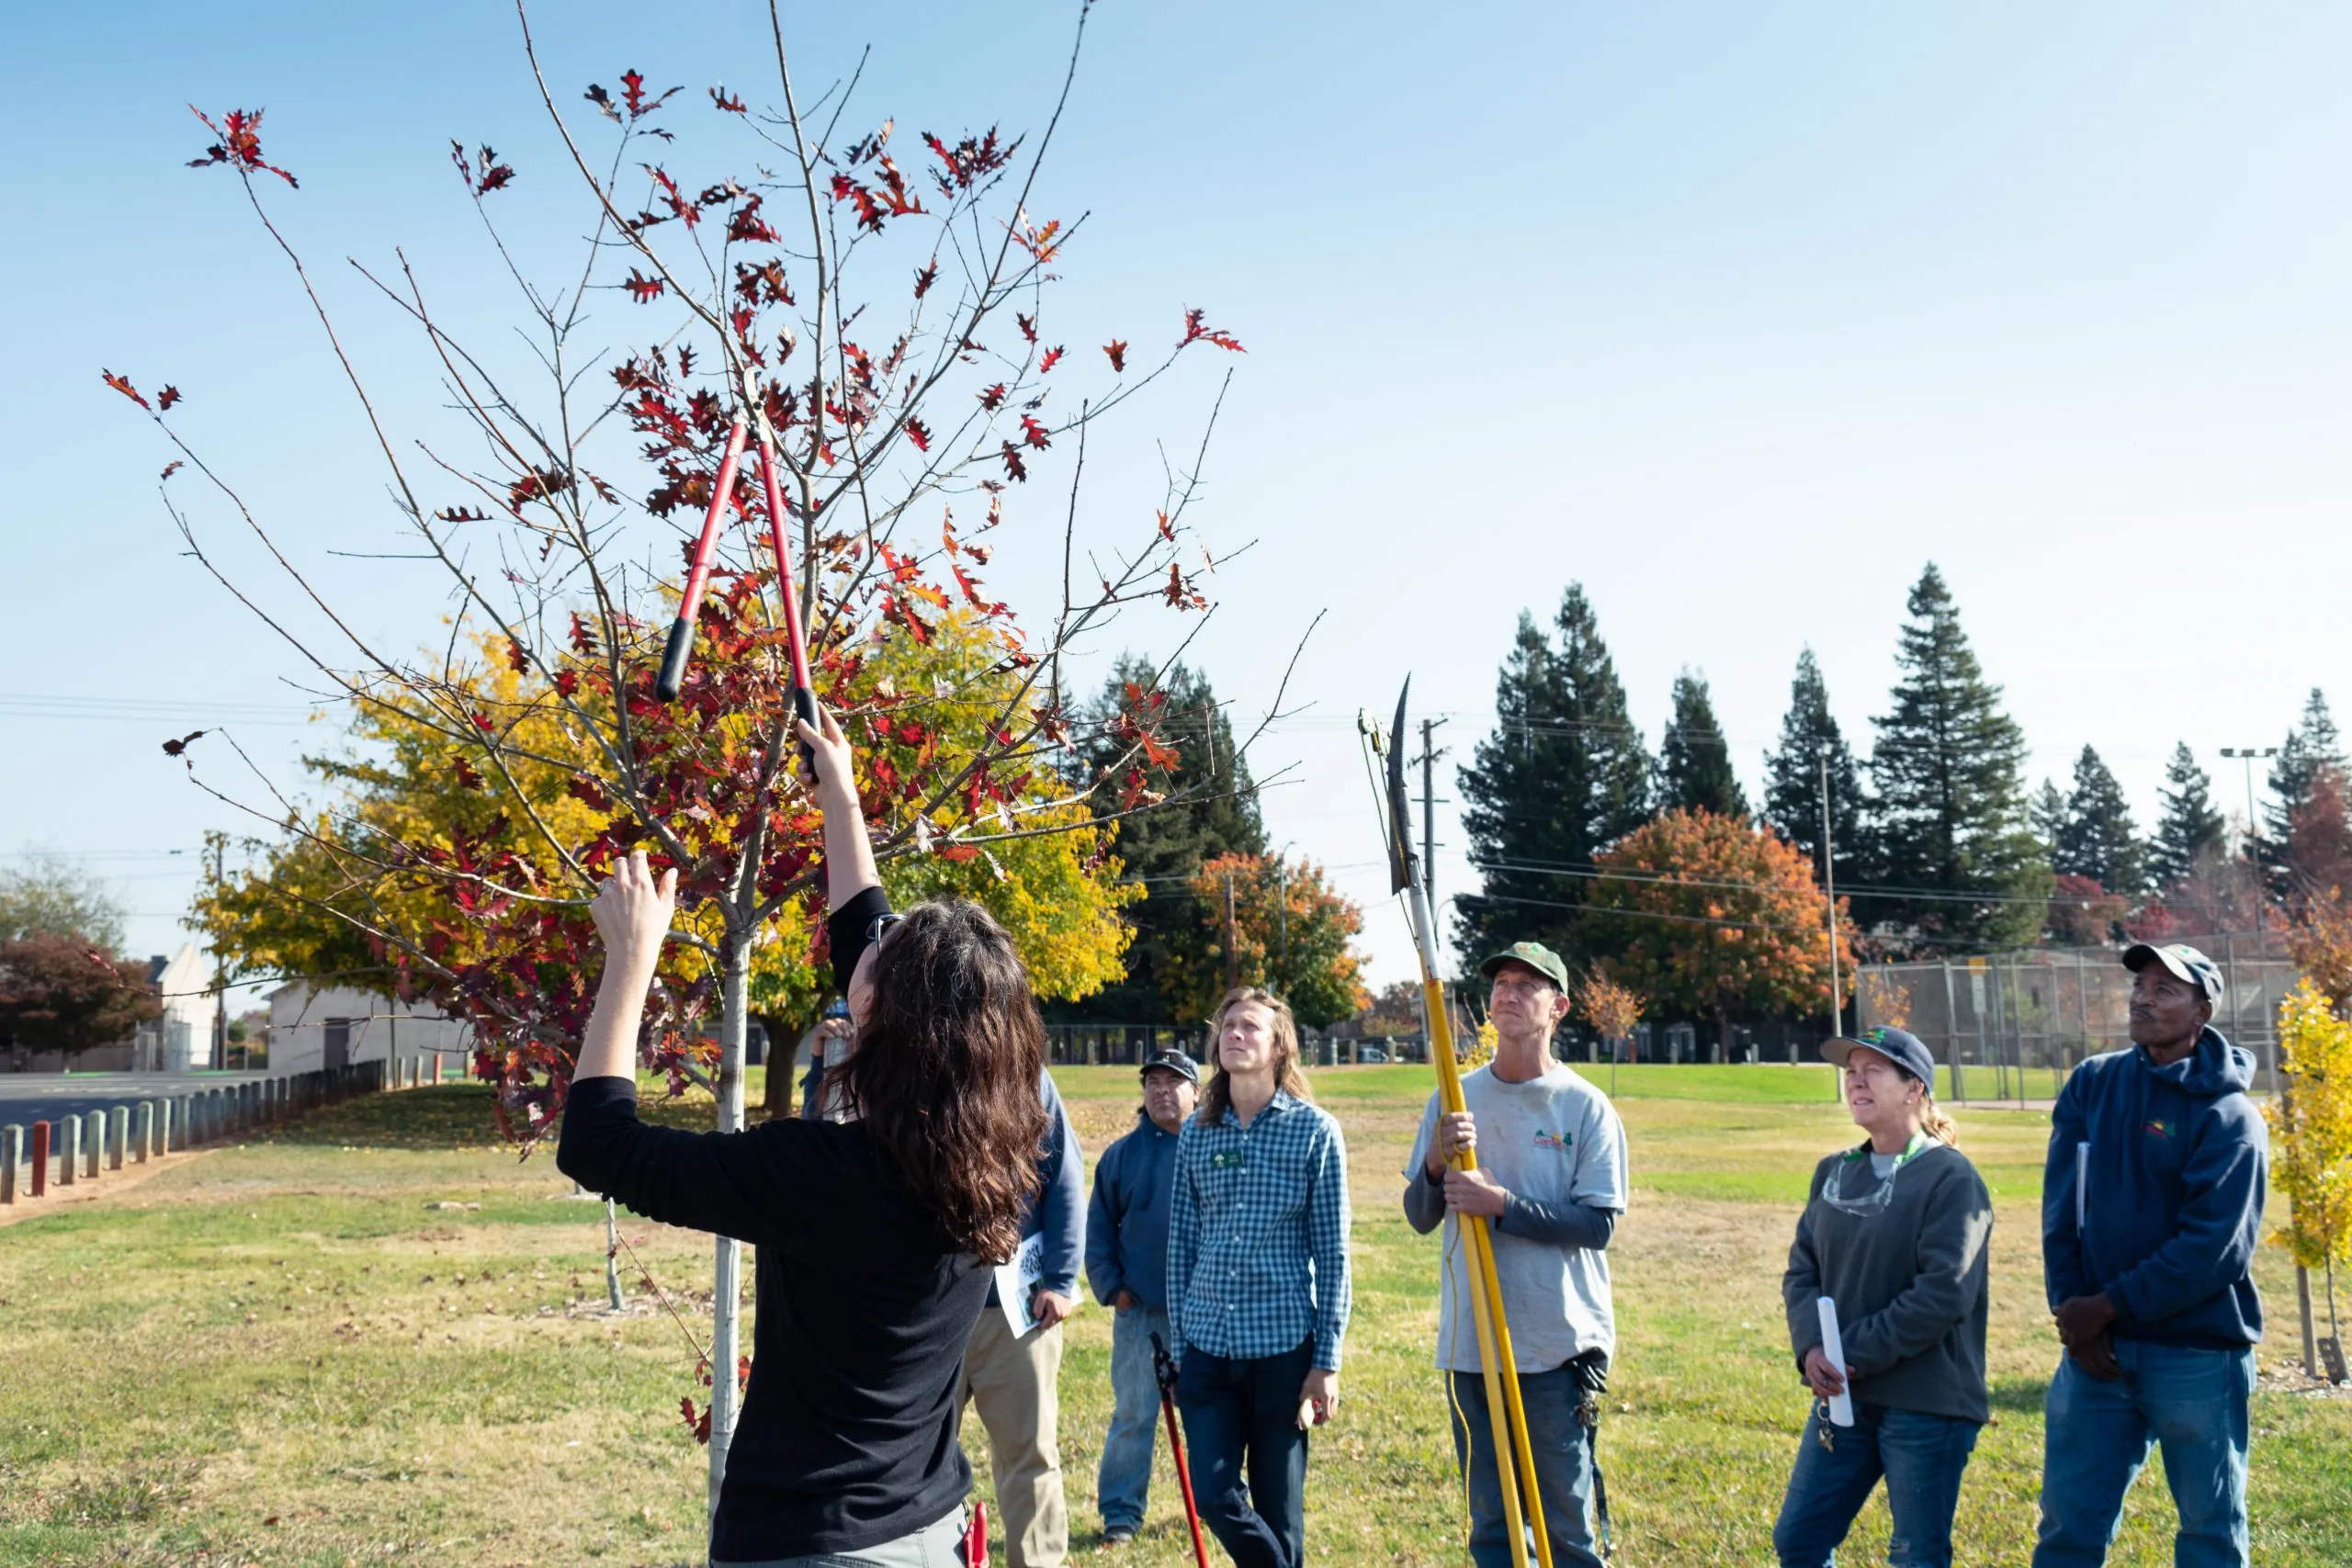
1404, 1064, 1630, 1373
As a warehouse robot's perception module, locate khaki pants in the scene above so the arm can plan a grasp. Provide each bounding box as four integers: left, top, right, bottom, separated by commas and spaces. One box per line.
961, 1307, 1068, 1568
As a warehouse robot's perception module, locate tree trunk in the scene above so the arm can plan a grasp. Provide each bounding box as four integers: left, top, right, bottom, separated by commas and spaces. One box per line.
708, 928, 752, 1518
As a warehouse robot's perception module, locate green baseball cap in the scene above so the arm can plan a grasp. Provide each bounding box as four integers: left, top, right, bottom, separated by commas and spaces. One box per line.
1478, 941, 1570, 992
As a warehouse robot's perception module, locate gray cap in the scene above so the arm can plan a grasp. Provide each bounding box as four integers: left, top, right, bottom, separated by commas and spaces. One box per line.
2122, 942, 2223, 1002
1822, 1025, 1937, 1086
1139, 1048, 1200, 1086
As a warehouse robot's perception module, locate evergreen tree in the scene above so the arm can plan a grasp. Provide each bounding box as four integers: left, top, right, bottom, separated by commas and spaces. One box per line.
1762, 647, 1864, 886
1454, 584, 1652, 967
1866, 563, 2052, 949
2147, 741, 2228, 892
2268, 689, 2345, 842
2030, 780, 2067, 860
2056, 744, 2145, 894
1658, 671, 1747, 818
1063, 655, 1264, 1020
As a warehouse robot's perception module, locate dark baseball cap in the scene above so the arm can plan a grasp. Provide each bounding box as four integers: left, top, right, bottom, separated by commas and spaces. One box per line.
1478, 941, 1570, 992
2122, 942, 2224, 1002
1822, 1025, 1937, 1086
1139, 1048, 1200, 1086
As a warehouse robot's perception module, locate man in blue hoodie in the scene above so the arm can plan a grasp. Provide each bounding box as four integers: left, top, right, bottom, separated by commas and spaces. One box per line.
960, 1065, 1086, 1568
1084, 1048, 1199, 1547
2034, 942, 2268, 1568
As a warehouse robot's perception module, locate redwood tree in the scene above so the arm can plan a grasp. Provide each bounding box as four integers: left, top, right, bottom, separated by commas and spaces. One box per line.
113, 2, 1285, 1494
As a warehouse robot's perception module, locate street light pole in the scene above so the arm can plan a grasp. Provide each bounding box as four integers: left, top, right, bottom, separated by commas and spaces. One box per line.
2218, 747, 2281, 1095
1819, 752, 1844, 1101
2221, 743, 2307, 1375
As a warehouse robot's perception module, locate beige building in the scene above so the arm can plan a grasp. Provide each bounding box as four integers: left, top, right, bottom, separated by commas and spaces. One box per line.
265, 984, 471, 1077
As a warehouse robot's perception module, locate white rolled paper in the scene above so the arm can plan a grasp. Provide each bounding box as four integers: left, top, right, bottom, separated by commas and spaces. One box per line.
1817, 1296, 1855, 1427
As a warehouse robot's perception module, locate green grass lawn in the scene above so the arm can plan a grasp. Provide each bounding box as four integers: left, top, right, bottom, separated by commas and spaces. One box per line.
0, 1065, 2343, 1565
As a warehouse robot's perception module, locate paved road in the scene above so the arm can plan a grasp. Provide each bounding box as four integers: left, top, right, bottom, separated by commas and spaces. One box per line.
0, 1073, 274, 1133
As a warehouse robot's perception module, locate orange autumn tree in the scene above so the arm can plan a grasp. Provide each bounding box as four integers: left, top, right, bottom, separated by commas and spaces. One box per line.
1578, 808, 1851, 1057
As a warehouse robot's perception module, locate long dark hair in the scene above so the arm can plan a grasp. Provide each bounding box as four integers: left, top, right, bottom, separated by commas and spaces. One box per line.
832, 899, 1047, 1260
1195, 987, 1313, 1125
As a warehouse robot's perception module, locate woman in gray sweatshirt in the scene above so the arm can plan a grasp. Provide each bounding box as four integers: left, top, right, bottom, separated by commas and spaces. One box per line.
1776, 1026, 1994, 1568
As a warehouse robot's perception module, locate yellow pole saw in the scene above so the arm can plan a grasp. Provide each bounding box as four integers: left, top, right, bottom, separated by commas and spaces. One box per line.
1378, 678, 1554, 1568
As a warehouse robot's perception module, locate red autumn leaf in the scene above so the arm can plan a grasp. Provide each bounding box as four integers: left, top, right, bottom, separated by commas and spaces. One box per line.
621, 70, 650, 117
1019, 414, 1051, 449
471, 712, 497, 734
1163, 562, 1188, 604
1103, 340, 1126, 372
1180, 309, 1246, 353
904, 418, 931, 452
584, 84, 621, 121
624, 270, 665, 303
1039, 345, 1064, 373
158, 385, 183, 412
553, 670, 580, 698
187, 107, 299, 188
710, 86, 747, 114
913, 262, 937, 299
452, 755, 486, 791
103, 370, 150, 411
1016, 312, 1038, 344
160, 460, 184, 480
1156, 510, 1173, 541
506, 639, 529, 673
999, 442, 1028, 482
160, 729, 206, 757
978, 383, 1007, 412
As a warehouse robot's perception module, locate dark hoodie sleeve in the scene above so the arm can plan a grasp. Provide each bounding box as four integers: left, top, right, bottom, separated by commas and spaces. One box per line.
1839, 1158, 1994, 1380
2106, 1098, 2268, 1327
556, 1077, 797, 1246
827, 885, 895, 995
2042, 1067, 2096, 1310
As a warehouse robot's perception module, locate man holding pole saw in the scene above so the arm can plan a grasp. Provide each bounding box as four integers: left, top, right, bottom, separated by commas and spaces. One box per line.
1403, 940, 1628, 1568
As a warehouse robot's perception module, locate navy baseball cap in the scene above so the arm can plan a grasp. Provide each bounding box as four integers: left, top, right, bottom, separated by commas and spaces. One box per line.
1822, 1025, 1937, 1086
2122, 942, 2224, 1003
1139, 1048, 1200, 1086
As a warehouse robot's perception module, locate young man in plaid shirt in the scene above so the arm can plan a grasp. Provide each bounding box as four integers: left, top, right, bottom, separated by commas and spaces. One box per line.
1166, 987, 1351, 1568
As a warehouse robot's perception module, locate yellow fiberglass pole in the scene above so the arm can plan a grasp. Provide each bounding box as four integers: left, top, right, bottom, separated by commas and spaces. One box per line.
1376, 679, 1552, 1568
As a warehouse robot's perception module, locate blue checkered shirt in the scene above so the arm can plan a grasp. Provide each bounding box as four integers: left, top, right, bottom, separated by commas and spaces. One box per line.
1166, 1090, 1352, 1371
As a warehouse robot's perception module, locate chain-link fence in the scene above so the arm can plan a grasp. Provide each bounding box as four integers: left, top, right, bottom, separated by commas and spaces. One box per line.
1851, 931, 2291, 1101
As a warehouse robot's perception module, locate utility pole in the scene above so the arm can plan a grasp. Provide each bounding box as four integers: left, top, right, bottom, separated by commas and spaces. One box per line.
1414, 716, 1448, 910
1817, 754, 1843, 1029
1223, 870, 1239, 994
1276, 862, 1289, 974
209, 837, 230, 1072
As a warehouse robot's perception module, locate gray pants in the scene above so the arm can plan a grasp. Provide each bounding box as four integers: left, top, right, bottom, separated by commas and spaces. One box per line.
719, 1508, 967, 1567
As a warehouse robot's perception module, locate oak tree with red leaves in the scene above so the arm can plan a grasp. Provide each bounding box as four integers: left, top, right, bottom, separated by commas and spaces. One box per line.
1579, 808, 1853, 1059
111, 2, 1295, 1491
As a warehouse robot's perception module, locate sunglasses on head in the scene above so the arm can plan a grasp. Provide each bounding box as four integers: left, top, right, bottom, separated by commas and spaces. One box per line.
865, 911, 905, 949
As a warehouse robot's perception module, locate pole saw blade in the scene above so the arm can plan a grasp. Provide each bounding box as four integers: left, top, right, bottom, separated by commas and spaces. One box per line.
1386, 678, 1417, 896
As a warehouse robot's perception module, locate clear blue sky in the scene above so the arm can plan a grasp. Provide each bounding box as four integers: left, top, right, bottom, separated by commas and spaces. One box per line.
6, 1, 2350, 997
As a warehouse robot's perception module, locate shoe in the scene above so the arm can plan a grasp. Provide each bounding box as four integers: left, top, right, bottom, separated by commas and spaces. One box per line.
1100, 1526, 1136, 1547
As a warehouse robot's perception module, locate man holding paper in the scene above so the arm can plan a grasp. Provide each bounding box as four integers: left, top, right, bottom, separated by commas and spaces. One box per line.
1778, 1026, 1992, 1568
2033, 942, 2267, 1568
959, 1065, 1084, 1568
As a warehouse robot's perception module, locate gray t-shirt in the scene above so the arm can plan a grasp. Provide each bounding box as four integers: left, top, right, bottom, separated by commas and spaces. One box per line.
1404, 1064, 1630, 1372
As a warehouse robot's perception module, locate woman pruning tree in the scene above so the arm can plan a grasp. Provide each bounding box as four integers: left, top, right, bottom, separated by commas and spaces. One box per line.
1165, 987, 1352, 1568
1776, 1026, 1993, 1568
559, 707, 1048, 1567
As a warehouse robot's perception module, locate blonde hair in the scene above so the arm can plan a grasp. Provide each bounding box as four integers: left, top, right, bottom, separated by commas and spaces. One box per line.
1196, 987, 1312, 1124
1918, 1089, 1958, 1146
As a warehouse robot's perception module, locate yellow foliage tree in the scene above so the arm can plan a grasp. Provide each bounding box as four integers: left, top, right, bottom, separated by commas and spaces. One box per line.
2270, 979, 2352, 1360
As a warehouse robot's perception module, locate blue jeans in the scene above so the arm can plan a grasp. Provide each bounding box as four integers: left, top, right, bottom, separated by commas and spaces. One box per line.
1448, 1366, 1604, 1568
1175, 1338, 1314, 1568
1773, 1404, 1981, 1568
2032, 1339, 2255, 1568
1098, 1304, 1170, 1532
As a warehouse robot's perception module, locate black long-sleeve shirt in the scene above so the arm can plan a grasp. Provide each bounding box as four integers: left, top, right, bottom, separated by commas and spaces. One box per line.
557, 886, 989, 1562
